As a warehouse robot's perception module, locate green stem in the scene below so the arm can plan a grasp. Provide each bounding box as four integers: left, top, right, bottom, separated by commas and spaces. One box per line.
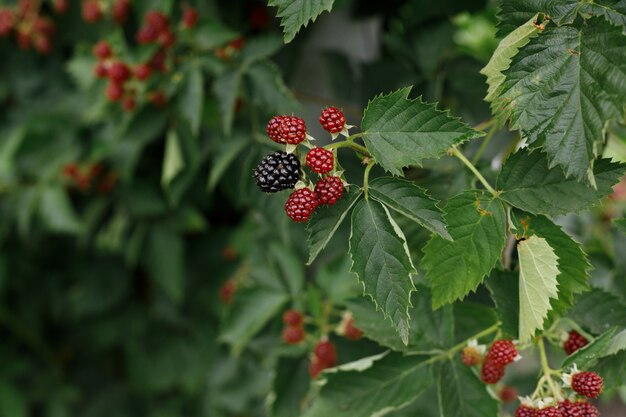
473, 119, 495, 132
363, 160, 376, 199
451, 147, 498, 196
325, 139, 370, 156
538, 338, 562, 400
471, 123, 498, 165
444, 323, 500, 359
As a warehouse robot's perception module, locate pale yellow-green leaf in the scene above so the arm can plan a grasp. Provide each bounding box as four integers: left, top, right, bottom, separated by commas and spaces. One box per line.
518, 236, 560, 342
161, 130, 185, 188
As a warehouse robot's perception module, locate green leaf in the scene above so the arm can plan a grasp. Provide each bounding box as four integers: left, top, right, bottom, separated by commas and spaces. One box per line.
267, 0, 334, 43
207, 133, 248, 191
213, 69, 242, 135
346, 285, 454, 352
219, 287, 288, 355
486, 270, 519, 339
497, 149, 626, 216
481, 15, 540, 105
177, 63, 204, 137
436, 360, 499, 417
247, 60, 299, 115
38, 187, 82, 234
563, 328, 618, 370
190, 21, 238, 50
511, 211, 591, 314
594, 350, 626, 390
161, 129, 185, 188
517, 236, 560, 343
369, 177, 451, 240
496, 0, 579, 37
0, 380, 27, 417
270, 242, 304, 296
568, 288, 626, 334
143, 226, 185, 302
239, 35, 284, 67
491, 19, 626, 182
360, 87, 484, 176
303, 353, 433, 417
614, 218, 626, 234
270, 356, 310, 417
349, 199, 417, 344
422, 191, 507, 308
580, 1, 626, 33
307, 190, 362, 265
66, 55, 97, 90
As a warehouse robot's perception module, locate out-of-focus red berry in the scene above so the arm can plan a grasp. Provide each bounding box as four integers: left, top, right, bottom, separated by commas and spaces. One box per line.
134, 64, 152, 81
0, 8, 14, 37
106, 81, 124, 102
94, 62, 109, 78
108, 62, 131, 83
122, 96, 136, 112
157, 30, 176, 48
93, 41, 112, 59
98, 173, 118, 194
219, 280, 236, 304
149, 90, 167, 107
136, 26, 158, 44
145, 10, 168, 32
33, 36, 52, 54
229, 36, 245, 50
182, 7, 199, 29
112, 0, 131, 24
249, 5, 270, 29
82, 0, 103, 23
53, 0, 70, 14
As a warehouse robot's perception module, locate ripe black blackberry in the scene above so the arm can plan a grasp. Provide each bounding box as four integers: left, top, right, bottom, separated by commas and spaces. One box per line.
254, 151, 301, 193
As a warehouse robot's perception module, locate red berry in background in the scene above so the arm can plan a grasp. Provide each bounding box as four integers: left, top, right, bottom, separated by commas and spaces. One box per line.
134, 64, 152, 81
34, 17, 55, 36
108, 62, 130, 83
93, 41, 112, 60
285, 188, 318, 223
182, 6, 199, 29
314, 340, 337, 366
282, 309, 303, 327
0, 8, 14, 37
34, 36, 52, 54
219, 280, 236, 304
94, 62, 109, 78
283, 326, 305, 344
122, 96, 136, 112
82, 0, 103, 23
563, 331, 589, 355
18, 0, 35, 17
515, 405, 537, 417
229, 36, 245, 50
488, 339, 518, 366
149, 91, 167, 107
149, 49, 167, 72
309, 358, 325, 379
106, 81, 124, 102
306, 147, 334, 174
314, 176, 344, 206
53, 0, 69, 14
249, 5, 270, 29
98, 173, 118, 195
571, 372, 603, 398
222, 246, 237, 261
481, 358, 505, 384
112, 0, 131, 24
157, 30, 176, 48
16, 30, 31, 49
344, 318, 363, 341
462, 346, 483, 367
63, 163, 79, 178
537, 406, 564, 417
136, 26, 158, 44
499, 386, 517, 403
145, 10, 169, 32
319, 107, 347, 134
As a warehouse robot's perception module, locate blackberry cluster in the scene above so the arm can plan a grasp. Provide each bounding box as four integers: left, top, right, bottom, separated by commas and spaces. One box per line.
254, 151, 301, 193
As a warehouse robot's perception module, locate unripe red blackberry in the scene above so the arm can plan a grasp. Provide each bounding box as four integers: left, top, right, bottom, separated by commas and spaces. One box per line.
266, 115, 307, 145
53, 0, 69, 14
344, 318, 363, 341
537, 406, 564, 417
149, 49, 168, 72
309, 358, 325, 379
0, 8, 14, 37
283, 326, 305, 344
461, 346, 483, 367
254, 151, 300, 193
93, 41, 112, 59
134, 64, 152, 81
122, 96, 136, 112
481, 358, 505, 384
182, 6, 199, 28
136, 26, 158, 44
149, 90, 167, 107
515, 405, 538, 417
145, 10, 169, 32
314, 340, 336, 366
158, 30, 176, 48
314, 176, 344, 206
34, 17, 55, 36
219, 280, 236, 304
558, 401, 582, 417
306, 147, 334, 174
488, 339, 518, 366
106, 82, 124, 102
82, 0, 103, 23
285, 188, 318, 222
499, 386, 517, 403
112, 0, 131, 24
571, 372, 603, 398
319, 107, 346, 134
282, 309, 303, 327
108, 62, 131, 83
34, 36, 52, 54
229, 36, 245, 50
94, 62, 109, 78
563, 331, 588, 356
576, 402, 599, 417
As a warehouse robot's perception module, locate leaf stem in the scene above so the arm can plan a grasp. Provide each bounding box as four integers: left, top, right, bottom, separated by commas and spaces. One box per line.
538, 337, 562, 400
444, 323, 500, 359
362, 160, 376, 199
451, 147, 498, 196
471, 123, 498, 165
325, 139, 370, 156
